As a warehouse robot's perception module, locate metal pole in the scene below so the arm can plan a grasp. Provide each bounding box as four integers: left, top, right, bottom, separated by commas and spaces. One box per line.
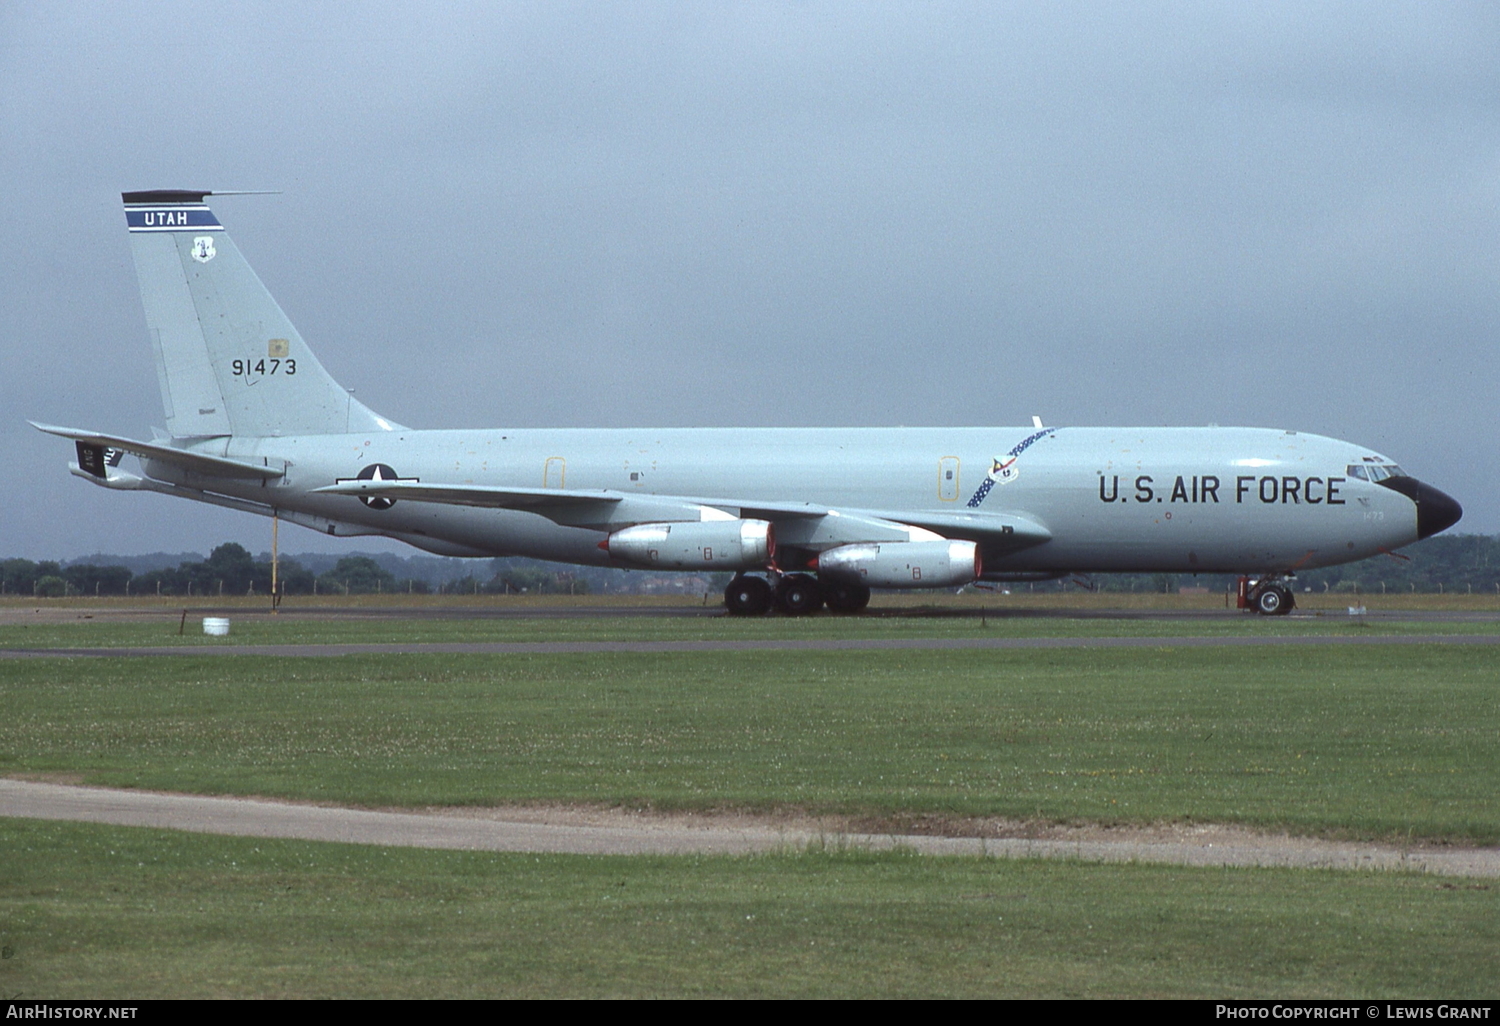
271, 513, 280, 612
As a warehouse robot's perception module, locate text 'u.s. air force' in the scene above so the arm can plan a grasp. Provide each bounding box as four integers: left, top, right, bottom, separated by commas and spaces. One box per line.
1099, 474, 1347, 505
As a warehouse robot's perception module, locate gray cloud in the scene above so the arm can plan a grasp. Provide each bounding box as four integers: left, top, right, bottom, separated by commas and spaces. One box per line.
3, 1, 1495, 558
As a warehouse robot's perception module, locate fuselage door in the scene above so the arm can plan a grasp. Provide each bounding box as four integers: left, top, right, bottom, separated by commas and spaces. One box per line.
939, 456, 960, 502
544, 456, 566, 489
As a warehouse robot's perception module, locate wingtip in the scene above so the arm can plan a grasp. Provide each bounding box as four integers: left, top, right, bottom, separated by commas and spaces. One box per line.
28, 420, 74, 437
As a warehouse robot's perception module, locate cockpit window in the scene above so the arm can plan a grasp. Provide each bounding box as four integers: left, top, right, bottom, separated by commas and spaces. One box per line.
1348, 464, 1407, 482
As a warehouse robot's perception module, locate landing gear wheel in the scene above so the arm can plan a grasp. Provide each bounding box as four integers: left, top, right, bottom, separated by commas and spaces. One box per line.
724, 575, 773, 616
1253, 584, 1294, 616
775, 574, 824, 615
822, 581, 871, 614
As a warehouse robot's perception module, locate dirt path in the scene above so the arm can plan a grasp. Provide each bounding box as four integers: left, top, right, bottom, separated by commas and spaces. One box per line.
3, 779, 1494, 877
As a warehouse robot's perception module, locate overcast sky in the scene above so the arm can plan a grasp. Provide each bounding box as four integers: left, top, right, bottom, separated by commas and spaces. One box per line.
3, 1, 1496, 560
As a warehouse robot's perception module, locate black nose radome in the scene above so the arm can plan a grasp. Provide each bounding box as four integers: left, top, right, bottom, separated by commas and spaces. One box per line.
1376, 477, 1464, 539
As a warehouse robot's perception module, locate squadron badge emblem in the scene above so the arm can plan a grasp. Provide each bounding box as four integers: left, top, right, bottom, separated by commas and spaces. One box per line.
967, 427, 1055, 507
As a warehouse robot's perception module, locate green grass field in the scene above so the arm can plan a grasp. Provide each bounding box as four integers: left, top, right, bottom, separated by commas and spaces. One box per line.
2, 646, 1495, 842
2, 819, 1495, 998
3, 608, 1497, 997
4, 607, 1500, 649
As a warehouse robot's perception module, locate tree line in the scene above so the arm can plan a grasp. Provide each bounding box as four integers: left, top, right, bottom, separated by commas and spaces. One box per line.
2, 544, 402, 598
0, 544, 598, 598
5, 534, 1498, 598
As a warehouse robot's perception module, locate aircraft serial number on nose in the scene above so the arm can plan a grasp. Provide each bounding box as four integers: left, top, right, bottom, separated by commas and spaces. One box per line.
1098, 474, 1347, 505
230, 358, 297, 377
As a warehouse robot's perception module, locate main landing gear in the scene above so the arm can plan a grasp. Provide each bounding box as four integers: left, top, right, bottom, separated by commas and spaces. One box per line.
775, 573, 824, 615
724, 575, 773, 616
821, 580, 873, 614
1238, 576, 1296, 616
724, 574, 871, 616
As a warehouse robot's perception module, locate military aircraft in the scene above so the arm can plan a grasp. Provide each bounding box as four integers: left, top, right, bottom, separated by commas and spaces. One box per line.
35, 190, 1463, 615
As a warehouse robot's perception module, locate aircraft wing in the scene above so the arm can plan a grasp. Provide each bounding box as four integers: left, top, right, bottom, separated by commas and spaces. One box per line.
314, 478, 1048, 549
864, 509, 1052, 548
699, 498, 829, 520
30, 422, 283, 480
315, 480, 623, 510
683, 498, 1051, 550
314, 480, 722, 531
316, 482, 832, 520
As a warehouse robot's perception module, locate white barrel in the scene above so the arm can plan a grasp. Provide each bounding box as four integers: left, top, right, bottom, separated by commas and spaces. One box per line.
202, 617, 230, 636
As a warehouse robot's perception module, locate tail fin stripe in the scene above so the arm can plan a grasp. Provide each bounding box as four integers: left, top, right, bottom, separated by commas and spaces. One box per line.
125, 207, 223, 232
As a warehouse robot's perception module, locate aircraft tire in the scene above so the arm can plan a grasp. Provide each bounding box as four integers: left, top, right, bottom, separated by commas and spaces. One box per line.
1253, 584, 1293, 616
724, 575, 773, 616
775, 574, 825, 616
823, 581, 871, 614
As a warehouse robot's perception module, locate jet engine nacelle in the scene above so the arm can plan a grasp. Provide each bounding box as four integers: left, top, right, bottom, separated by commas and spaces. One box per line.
817, 540, 981, 589
605, 519, 774, 570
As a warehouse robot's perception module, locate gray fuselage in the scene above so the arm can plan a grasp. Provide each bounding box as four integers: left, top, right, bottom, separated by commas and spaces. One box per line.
146, 424, 1430, 576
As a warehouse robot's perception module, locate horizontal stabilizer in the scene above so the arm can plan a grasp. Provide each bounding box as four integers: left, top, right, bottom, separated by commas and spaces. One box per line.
30, 422, 283, 480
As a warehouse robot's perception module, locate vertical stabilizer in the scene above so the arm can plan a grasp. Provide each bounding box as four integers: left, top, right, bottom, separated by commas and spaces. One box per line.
124, 190, 400, 438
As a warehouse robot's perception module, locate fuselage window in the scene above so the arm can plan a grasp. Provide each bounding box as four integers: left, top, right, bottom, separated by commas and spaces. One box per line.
1346, 465, 1368, 481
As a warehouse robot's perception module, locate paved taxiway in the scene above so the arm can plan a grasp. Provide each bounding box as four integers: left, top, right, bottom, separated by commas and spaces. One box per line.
10, 603, 1500, 622
4, 632, 1500, 659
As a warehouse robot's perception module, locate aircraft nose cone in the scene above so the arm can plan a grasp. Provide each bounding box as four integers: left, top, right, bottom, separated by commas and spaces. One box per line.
1377, 477, 1463, 539
1415, 482, 1464, 539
